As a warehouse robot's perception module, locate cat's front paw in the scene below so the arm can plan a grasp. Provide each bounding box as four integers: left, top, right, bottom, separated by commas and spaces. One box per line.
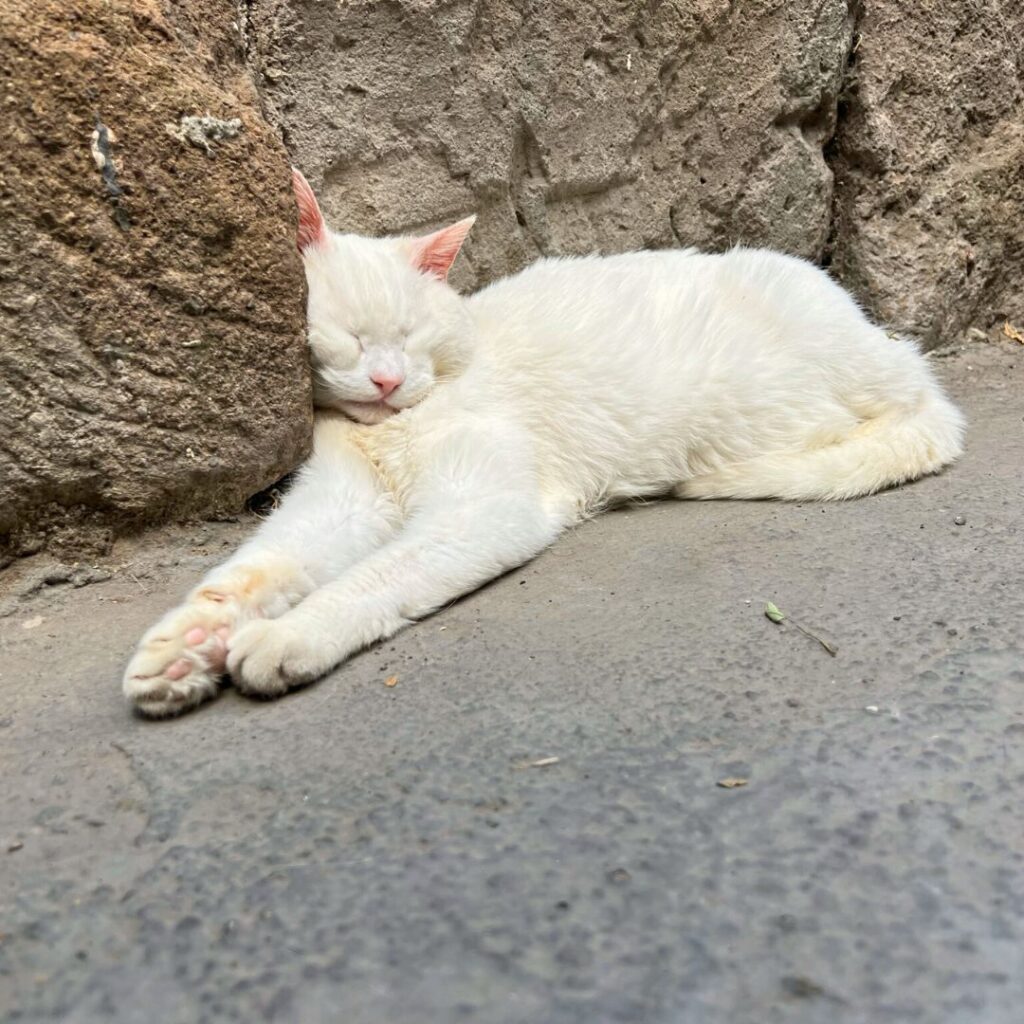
227, 618, 333, 698
123, 604, 232, 717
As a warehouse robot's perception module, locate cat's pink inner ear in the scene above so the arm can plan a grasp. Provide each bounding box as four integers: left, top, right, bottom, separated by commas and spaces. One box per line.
291, 167, 327, 253
410, 216, 476, 280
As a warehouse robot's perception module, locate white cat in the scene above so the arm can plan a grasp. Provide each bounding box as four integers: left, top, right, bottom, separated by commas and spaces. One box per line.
122, 169, 965, 716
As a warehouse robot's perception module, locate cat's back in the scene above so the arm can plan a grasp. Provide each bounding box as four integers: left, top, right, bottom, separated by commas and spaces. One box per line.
465, 246, 853, 341
411, 246, 954, 508
451, 243, 923, 444
467, 249, 704, 322
464, 248, 723, 379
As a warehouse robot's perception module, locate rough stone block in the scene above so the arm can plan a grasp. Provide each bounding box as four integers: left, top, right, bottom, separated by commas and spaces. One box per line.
0, 0, 312, 563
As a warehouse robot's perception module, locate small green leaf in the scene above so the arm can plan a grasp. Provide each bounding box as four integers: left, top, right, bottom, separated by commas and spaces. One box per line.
764, 600, 838, 656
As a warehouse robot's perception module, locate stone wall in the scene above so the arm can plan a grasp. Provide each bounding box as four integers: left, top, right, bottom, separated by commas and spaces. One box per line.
3, 0, 1022, 562
829, 1, 1024, 345
0, 1, 312, 565
248, 0, 1023, 343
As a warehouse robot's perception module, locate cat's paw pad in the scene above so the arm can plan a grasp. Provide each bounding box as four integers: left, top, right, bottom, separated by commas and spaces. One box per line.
227, 619, 329, 698
123, 607, 231, 717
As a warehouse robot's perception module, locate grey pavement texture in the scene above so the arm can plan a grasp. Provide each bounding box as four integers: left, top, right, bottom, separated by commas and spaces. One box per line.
1, 344, 1022, 1024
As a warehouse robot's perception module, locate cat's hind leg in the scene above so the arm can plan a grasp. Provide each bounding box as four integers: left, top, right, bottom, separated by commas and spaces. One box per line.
676, 393, 965, 501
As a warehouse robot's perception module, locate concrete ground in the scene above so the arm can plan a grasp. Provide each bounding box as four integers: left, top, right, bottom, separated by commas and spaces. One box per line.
1, 344, 1022, 1024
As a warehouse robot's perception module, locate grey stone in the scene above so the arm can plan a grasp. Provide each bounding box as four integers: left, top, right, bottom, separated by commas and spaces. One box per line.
829, 1, 1024, 346
246, 0, 856, 292
246, 0, 1024, 343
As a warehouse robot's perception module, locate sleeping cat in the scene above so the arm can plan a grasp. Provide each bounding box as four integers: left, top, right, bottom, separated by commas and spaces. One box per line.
122, 169, 965, 716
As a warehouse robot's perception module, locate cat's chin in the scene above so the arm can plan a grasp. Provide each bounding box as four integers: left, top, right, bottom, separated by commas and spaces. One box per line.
336, 399, 401, 425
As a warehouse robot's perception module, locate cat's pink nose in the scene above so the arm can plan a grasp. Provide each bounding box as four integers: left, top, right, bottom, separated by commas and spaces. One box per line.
370, 372, 404, 397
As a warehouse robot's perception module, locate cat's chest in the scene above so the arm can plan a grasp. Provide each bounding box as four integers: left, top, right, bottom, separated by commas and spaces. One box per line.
344, 423, 413, 509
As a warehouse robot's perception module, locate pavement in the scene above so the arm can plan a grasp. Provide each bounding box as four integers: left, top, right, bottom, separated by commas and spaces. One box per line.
1, 343, 1022, 1024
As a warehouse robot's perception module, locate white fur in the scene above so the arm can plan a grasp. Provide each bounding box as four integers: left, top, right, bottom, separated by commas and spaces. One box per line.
123, 233, 964, 715
302, 231, 473, 423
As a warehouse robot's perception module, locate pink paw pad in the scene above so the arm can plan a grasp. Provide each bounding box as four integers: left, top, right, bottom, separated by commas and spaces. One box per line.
165, 658, 192, 681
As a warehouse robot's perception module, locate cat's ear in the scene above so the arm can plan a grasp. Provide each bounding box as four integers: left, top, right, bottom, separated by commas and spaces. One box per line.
408, 216, 476, 281
291, 168, 328, 253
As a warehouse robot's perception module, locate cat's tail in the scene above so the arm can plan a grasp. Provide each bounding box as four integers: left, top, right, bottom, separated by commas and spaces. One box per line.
677, 391, 966, 502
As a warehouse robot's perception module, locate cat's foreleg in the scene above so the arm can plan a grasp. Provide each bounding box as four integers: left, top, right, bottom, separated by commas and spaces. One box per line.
123, 431, 400, 717
226, 442, 565, 696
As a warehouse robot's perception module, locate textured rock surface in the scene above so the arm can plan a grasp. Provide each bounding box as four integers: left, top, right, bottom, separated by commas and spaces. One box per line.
0, 0, 312, 565
2, 347, 1022, 1023
4, 0, 1021, 564
248, 0, 1024, 339
247, 0, 856, 290
829, 1, 1024, 346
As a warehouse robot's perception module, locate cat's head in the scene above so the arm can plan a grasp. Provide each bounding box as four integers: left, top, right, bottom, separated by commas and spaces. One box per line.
291, 169, 476, 425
